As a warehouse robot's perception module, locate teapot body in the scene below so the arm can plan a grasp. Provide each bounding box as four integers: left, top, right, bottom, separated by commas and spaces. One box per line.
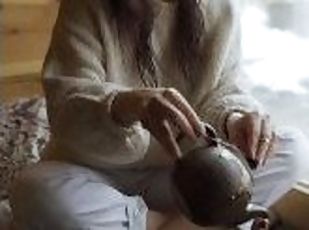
172, 138, 256, 227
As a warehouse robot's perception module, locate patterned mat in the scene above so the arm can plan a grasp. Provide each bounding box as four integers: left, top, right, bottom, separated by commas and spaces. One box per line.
0, 97, 49, 199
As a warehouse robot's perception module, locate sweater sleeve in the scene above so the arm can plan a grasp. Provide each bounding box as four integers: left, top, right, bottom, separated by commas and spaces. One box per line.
196, 0, 263, 140
43, 0, 150, 166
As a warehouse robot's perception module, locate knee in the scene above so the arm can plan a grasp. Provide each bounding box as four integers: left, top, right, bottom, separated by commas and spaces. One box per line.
9, 164, 47, 212
9, 162, 147, 230
9, 163, 78, 229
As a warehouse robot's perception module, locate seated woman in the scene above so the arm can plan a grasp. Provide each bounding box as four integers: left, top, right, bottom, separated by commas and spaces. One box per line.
9, 0, 307, 229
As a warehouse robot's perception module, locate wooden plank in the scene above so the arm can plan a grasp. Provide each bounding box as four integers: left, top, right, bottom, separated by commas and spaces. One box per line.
0, 0, 59, 79
0, 76, 43, 103
0, 72, 40, 84
274, 188, 309, 229
1, 60, 43, 78
2, 31, 51, 64
0, 2, 59, 33
1, 0, 58, 6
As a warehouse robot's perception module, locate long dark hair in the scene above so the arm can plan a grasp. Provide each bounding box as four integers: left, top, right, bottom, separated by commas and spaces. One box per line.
173, 0, 206, 88
106, 0, 205, 88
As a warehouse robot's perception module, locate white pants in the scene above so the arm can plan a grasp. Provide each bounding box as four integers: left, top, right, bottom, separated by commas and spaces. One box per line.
9, 128, 309, 230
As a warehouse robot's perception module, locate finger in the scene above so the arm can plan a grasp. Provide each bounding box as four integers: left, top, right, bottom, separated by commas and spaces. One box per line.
141, 111, 182, 159
262, 131, 277, 165
154, 119, 182, 159
226, 122, 248, 158
256, 115, 272, 164
146, 95, 197, 140
163, 88, 205, 136
245, 112, 262, 160
159, 98, 197, 141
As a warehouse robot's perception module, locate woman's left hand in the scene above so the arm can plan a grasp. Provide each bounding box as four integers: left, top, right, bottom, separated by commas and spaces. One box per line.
226, 111, 277, 167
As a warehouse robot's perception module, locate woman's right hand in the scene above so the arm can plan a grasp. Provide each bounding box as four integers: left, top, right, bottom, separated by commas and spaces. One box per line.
111, 88, 204, 159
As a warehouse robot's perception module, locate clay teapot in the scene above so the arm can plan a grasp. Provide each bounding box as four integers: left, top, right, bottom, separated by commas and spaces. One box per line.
172, 124, 268, 227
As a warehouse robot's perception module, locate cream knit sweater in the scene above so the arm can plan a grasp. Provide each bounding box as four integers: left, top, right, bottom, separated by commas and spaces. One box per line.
42, 0, 260, 168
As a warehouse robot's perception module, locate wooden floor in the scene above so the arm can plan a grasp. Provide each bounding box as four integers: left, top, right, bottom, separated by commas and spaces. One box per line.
0, 75, 43, 103
0, 0, 59, 102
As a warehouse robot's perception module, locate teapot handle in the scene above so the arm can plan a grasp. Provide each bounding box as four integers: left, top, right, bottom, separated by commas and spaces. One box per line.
241, 203, 269, 224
